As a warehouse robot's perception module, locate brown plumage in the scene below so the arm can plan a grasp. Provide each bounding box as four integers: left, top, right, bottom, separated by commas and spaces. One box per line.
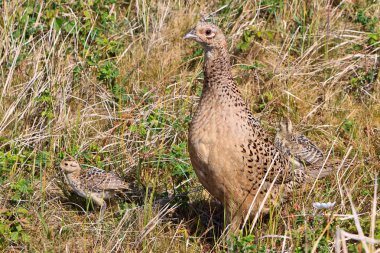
60, 158, 131, 215
184, 21, 341, 232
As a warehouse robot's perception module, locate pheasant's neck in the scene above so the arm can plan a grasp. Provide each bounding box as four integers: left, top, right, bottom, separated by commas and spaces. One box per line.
203, 47, 234, 90
66, 170, 80, 180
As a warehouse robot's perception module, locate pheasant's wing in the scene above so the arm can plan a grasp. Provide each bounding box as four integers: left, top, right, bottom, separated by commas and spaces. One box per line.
239, 112, 304, 184
246, 109, 261, 127
242, 129, 301, 184
81, 167, 130, 192
287, 135, 324, 165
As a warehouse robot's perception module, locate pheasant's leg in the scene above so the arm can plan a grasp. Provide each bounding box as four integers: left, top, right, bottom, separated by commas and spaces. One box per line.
229, 215, 241, 234
91, 195, 106, 219
99, 202, 107, 217
226, 201, 242, 234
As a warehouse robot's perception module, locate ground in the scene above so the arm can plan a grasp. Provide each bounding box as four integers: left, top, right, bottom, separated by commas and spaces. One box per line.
0, 0, 379, 252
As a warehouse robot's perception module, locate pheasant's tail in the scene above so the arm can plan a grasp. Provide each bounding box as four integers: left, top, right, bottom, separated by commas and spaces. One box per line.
306, 158, 357, 180
306, 166, 334, 179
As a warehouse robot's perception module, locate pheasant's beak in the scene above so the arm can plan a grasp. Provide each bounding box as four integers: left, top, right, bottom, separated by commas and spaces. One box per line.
183, 29, 198, 40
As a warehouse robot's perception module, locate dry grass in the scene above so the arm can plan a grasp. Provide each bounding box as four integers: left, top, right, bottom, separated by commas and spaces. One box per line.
0, 0, 379, 252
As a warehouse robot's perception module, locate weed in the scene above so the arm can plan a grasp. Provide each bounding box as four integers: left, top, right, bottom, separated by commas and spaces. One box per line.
236, 28, 274, 52
10, 179, 33, 201
0, 208, 31, 246
355, 10, 379, 32
348, 68, 378, 101
98, 61, 120, 83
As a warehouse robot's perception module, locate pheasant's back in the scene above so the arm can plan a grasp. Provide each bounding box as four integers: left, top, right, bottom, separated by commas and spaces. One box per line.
275, 120, 324, 165
79, 168, 131, 197
292, 135, 324, 165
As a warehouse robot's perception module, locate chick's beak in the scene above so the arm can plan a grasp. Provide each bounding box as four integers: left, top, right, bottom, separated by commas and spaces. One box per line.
183, 29, 198, 40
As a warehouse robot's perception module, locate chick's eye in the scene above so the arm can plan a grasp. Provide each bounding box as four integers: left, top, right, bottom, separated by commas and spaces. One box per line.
205, 29, 212, 36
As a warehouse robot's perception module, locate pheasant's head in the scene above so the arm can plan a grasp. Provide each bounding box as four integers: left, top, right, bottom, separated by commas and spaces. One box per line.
60, 158, 81, 174
184, 22, 227, 50
279, 118, 293, 136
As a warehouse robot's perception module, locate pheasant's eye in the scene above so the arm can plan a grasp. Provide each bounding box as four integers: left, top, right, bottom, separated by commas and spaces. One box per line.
205, 29, 212, 36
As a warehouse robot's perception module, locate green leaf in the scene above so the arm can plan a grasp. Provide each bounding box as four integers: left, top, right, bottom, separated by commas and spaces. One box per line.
0, 223, 8, 234
11, 231, 19, 241
22, 232, 31, 242
54, 17, 64, 30
16, 207, 29, 215
63, 21, 75, 33
342, 119, 354, 133
83, 10, 92, 19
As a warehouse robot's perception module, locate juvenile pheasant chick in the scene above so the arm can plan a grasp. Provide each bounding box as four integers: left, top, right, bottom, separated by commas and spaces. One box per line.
274, 118, 324, 166
60, 158, 131, 215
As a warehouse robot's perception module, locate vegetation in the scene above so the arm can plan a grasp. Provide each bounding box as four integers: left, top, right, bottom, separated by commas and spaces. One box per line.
0, 0, 379, 252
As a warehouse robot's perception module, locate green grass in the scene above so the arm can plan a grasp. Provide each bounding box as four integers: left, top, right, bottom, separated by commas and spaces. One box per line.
0, 0, 379, 252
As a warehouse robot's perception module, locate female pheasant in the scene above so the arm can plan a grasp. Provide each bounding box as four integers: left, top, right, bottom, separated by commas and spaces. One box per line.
184, 21, 337, 232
